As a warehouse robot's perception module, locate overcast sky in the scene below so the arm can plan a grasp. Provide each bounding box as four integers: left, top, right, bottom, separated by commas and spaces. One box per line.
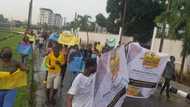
0, 0, 107, 24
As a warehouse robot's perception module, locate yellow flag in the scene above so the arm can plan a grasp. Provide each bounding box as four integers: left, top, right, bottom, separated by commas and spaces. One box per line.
0, 70, 27, 89
58, 33, 80, 46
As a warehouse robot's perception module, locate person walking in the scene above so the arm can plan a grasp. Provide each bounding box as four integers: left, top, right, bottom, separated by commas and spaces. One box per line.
27, 30, 36, 50
0, 47, 26, 107
67, 45, 83, 80
37, 32, 44, 55
18, 36, 31, 65
45, 45, 64, 105
160, 56, 176, 99
66, 58, 97, 107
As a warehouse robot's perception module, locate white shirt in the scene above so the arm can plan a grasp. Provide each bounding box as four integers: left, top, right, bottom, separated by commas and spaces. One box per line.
68, 73, 95, 107
39, 37, 44, 44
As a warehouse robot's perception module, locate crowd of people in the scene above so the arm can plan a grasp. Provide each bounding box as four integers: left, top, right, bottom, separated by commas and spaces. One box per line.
0, 29, 176, 107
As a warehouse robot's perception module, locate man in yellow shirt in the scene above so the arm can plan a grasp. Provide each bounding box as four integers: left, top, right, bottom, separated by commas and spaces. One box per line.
45, 45, 64, 105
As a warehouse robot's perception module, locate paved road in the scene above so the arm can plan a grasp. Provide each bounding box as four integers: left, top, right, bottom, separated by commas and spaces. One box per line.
122, 90, 190, 107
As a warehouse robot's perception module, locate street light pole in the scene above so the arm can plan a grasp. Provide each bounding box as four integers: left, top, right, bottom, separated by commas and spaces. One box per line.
159, 0, 170, 52
118, 0, 127, 45
121, 0, 127, 36
27, 0, 33, 29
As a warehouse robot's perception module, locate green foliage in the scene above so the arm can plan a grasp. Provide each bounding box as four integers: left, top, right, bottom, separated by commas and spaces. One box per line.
65, 14, 95, 32
0, 31, 22, 59
105, 0, 163, 43
159, 0, 190, 74
106, 0, 122, 34
96, 13, 107, 27
165, 0, 190, 57
78, 15, 92, 31
14, 87, 29, 107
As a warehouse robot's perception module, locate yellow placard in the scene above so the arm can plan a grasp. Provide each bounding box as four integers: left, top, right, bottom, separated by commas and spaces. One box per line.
58, 33, 80, 46
0, 72, 10, 78
0, 70, 27, 89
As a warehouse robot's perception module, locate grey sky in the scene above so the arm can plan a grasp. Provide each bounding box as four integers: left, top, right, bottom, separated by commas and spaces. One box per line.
0, 0, 107, 24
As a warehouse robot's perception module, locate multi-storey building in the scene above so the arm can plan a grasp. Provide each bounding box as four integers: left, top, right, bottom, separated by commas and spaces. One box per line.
39, 8, 63, 28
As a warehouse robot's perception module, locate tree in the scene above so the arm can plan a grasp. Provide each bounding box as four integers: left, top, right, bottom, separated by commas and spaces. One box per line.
65, 14, 94, 32
96, 13, 107, 27
161, 0, 190, 80
106, 0, 163, 43
177, 0, 190, 80
106, 0, 122, 34
78, 15, 92, 31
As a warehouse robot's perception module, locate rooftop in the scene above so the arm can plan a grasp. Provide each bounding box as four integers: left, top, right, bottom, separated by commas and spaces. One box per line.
40, 8, 53, 13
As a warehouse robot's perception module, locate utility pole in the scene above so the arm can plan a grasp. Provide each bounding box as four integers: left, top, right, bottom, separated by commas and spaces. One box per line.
159, 0, 170, 52
118, 0, 127, 45
121, 0, 127, 36
27, 0, 33, 29
27, 1, 35, 107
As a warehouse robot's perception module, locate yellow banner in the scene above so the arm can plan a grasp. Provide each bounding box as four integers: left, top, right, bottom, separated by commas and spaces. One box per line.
0, 70, 27, 89
58, 33, 80, 46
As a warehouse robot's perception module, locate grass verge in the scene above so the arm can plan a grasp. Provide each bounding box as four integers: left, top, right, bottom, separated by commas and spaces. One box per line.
0, 31, 30, 107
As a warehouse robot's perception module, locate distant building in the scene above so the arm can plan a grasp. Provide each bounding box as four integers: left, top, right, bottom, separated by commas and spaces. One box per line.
54, 13, 63, 28
39, 8, 53, 25
39, 8, 63, 28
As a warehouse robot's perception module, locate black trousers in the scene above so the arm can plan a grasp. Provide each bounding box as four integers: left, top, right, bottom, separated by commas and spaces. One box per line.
160, 78, 171, 98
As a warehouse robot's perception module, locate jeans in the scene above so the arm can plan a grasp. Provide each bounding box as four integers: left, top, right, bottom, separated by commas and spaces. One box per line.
0, 89, 17, 107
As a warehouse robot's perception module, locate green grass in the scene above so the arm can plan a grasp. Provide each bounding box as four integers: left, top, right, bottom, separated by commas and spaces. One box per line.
14, 87, 29, 107
0, 31, 22, 59
12, 27, 25, 33
0, 31, 30, 107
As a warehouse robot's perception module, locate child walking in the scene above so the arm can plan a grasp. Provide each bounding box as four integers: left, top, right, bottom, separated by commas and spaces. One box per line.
66, 58, 97, 107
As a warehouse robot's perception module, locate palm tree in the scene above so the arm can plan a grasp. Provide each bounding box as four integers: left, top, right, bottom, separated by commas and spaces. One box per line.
78, 15, 92, 31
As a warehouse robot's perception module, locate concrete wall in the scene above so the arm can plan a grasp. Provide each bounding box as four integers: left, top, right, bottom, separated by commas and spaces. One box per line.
78, 32, 190, 73
151, 38, 189, 71
78, 32, 133, 45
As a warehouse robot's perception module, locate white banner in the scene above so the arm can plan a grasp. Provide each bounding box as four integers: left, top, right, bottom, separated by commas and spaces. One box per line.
126, 43, 169, 98
94, 45, 129, 107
